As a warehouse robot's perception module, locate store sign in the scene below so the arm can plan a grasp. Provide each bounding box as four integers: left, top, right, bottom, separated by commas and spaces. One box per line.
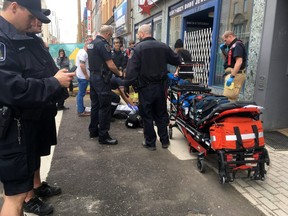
87, 10, 91, 36
169, 0, 212, 16
114, 0, 128, 36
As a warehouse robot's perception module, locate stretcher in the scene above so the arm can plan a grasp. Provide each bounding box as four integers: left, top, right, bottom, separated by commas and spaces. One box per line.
167, 67, 270, 184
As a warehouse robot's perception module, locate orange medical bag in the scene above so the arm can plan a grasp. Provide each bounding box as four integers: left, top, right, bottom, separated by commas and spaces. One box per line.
209, 117, 264, 150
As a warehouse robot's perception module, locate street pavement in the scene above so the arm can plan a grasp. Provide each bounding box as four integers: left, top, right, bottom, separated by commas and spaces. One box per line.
1, 96, 288, 215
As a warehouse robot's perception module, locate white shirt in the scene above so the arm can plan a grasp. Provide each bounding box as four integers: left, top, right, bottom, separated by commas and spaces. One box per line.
75, 48, 90, 79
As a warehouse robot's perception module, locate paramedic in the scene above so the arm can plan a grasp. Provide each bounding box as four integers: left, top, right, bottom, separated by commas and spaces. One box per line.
221, 31, 247, 101
125, 24, 181, 151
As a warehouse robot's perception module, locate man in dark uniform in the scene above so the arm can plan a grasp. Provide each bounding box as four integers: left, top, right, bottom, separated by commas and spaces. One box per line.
110, 37, 129, 117
125, 24, 181, 151
0, 1, 75, 215
87, 25, 123, 145
221, 31, 247, 101
22, 10, 64, 215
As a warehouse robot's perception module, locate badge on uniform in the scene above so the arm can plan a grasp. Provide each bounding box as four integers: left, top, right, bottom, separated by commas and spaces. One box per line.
105, 44, 111, 52
87, 44, 94, 49
0, 43, 6, 62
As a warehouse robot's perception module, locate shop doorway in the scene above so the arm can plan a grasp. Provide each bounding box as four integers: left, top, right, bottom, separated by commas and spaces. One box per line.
182, 8, 214, 86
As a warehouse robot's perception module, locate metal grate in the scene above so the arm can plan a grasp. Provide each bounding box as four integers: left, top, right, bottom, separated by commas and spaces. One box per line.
264, 131, 288, 151
184, 28, 212, 86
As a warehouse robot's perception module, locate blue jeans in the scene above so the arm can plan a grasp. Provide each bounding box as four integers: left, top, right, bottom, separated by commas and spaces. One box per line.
76, 77, 89, 113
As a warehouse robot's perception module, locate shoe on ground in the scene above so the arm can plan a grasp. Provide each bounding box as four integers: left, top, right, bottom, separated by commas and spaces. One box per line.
34, 181, 62, 198
23, 197, 53, 215
57, 106, 69, 111
90, 132, 99, 139
142, 141, 156, 151
162, 142, 170, 149
99, 137, 118, 145
78, 111, 91, 117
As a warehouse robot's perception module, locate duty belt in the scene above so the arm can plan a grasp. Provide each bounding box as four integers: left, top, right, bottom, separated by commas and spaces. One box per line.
90, 70, 101, 75
225, 67, 246, 74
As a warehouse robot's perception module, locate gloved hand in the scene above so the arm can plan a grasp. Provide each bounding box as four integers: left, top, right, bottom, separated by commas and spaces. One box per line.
128, 104, 138, 112
220, 43, 227, 50
226, 76, 235, 87
128, 104, 133, 110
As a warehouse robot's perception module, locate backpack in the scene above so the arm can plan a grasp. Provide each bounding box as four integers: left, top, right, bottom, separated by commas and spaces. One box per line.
125, 111, 143, 128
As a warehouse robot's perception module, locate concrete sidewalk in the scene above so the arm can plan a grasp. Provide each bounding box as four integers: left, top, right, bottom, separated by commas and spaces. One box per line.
230, 130, 288, 216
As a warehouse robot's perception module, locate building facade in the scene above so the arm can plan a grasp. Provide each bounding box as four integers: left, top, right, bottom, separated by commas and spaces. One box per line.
61, 0, 288, 130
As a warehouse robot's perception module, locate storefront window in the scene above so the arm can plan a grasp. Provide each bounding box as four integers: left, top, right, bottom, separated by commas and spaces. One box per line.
169, 15, 181, 48
153, 21, 162, 41
214, 0, 254, 86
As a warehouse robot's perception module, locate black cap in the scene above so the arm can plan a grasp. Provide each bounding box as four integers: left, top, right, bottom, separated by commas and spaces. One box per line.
42, 9, 51, 17
6, 0, 51, 23
174, 39, 183, 49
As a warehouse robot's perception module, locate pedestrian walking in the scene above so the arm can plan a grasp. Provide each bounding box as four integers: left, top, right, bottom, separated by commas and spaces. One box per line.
0, 1, 75, 215
87, 25, 123, 145
125, 24, 181, 151
221, 30, 247, 101
76, 42, 91, 117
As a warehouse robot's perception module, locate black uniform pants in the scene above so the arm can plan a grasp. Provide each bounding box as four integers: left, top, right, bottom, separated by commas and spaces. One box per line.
89, 74, 112, 139
139, 83, 169, 147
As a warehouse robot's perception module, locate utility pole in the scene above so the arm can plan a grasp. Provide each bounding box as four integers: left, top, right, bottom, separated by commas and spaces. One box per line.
77, 0, 82, 43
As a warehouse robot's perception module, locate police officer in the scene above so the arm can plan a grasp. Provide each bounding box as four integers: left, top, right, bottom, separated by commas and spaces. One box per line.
87, 25, 123, 145
112, 37, 128, 70
220, 31, 247, 101
109, 37, 129, 117
0, 1, 74, 215
125, 24, 181, 151
22, 12, 64, 215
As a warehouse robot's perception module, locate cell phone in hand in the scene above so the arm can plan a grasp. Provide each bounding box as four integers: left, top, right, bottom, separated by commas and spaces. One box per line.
69, 65, 77, 72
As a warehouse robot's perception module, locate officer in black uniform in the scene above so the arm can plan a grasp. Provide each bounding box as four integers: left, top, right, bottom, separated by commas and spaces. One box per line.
125, 24, 181, 151
111, 37, 128, 70
87, 25, 123, 145
0, 1, 74, 215
110, 37, 129, 117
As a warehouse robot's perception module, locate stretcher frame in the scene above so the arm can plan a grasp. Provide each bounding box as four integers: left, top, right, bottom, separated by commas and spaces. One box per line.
168, 82, 270, 184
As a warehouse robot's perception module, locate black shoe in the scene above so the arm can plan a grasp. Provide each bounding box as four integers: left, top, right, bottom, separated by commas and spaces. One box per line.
99, 137, 118, 145
110, 117, 116, 122
162, 142, 170, 149
23, 197, 53, 215
34, 181, 62, 198
90, 132, 99, 139
57, 106, 69, 111
142, 141, 156, 151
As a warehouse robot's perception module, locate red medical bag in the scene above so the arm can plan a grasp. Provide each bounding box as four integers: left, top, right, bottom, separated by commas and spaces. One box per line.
209, 117, 265, 150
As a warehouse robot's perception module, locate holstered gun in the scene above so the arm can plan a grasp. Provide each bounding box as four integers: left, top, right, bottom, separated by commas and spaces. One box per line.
100, 64, 112, 84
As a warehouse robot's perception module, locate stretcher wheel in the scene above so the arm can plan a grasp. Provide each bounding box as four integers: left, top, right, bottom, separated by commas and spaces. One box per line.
169, 127, 173, 139
219, 175, 226, 184
190, 146, 197, 153
197, 158, 205, 173
218, 171, 227, 184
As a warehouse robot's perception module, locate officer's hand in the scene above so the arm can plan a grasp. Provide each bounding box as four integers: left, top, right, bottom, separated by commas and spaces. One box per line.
220, 43, 227, 50
226, 75, 235, 87
54, 69, 75, 88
